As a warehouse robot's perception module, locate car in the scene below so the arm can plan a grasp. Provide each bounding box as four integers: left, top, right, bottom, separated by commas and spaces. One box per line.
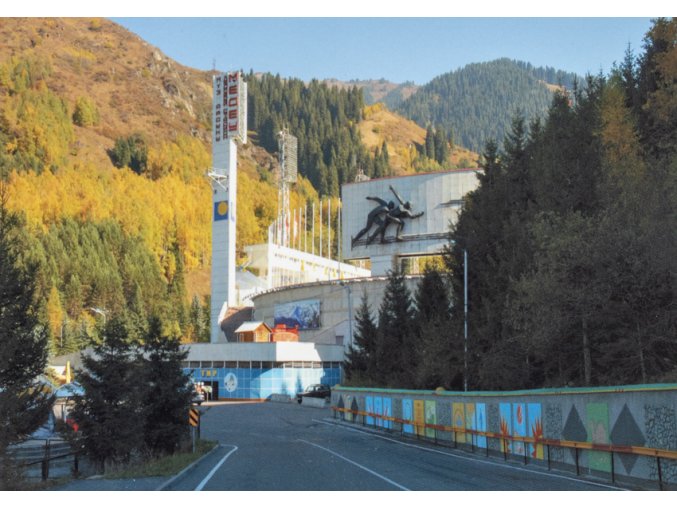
188, 381, 204, 405
296, 384, 331, 404
192, 390, 205, 405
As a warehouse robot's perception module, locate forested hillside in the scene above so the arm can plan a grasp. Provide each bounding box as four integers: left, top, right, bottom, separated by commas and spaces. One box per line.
444, 21, 677, 388
345, 19, 677, 391
1, 18, 452, 354
397, 58, 580, 152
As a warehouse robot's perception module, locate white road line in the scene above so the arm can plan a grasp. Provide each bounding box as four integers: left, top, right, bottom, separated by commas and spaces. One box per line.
298, 439, 411, 491
314, 419, 627, 491
194, 445, 238, 491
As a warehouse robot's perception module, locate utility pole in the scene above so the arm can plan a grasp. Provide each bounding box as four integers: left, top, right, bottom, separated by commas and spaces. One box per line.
464, 248, 468, 392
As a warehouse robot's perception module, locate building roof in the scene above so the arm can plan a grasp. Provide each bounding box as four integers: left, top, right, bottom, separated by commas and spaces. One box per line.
234, 321, 272, 334
220, 306, 254, 341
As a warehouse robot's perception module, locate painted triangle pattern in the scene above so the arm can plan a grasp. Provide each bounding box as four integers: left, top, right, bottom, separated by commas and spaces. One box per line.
610, 404, 645, 474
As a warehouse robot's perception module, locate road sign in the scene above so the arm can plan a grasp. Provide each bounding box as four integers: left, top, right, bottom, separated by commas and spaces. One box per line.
189, 408, 199, 427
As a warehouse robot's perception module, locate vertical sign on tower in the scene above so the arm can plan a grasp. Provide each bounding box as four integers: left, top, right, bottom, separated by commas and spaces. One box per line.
210, 71, 247, 343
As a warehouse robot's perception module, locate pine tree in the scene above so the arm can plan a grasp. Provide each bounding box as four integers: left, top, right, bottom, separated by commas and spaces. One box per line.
413, 268, 455, 389
139, 316, 192, 456
433, 126, 449, 165
343, 292, 378, 385
0, 188, 53, 487
424, 125, 435, 160
71, 315, 144, 472
375, 267, 416, 387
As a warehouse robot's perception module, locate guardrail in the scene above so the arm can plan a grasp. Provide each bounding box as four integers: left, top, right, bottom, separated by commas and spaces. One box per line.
10, 439, 83, 482
332, 406, 677, 490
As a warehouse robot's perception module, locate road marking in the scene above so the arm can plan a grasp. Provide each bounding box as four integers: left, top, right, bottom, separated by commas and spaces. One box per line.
194, 445, 238, 491
314, 419, 627, 491
298, 438, 410, 491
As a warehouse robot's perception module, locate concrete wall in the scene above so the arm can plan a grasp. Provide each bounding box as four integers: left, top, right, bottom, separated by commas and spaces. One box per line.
184, 342, 345, 363
251, 276, 421, 349
332, 385, 677, 488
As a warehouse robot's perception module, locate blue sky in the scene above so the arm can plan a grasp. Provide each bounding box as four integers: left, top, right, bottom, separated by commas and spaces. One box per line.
110, 17, 656, 84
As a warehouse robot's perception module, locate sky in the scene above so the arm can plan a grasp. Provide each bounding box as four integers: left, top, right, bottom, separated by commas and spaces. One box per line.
6, 3, 670, 86
110, 17, 657, 85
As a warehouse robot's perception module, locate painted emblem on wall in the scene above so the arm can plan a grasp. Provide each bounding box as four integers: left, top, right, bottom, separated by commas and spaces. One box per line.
214, 200, 229, 221
351, 185, 424, 247
224, 372, 238, 393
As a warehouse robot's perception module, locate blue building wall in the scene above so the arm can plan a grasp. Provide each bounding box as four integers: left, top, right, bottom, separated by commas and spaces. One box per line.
185, 365, 342, 400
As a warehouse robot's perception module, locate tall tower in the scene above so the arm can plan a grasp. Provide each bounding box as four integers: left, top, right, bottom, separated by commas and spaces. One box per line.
277, 128, 297, 247
209, 71, 247, 343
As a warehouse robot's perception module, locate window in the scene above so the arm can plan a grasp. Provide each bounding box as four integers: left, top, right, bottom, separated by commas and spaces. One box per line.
225, 361, 237, 368
237, 361, 250, 369
201, 361, 213, 368
212, 361, 225, 368
189, 361, 200, 368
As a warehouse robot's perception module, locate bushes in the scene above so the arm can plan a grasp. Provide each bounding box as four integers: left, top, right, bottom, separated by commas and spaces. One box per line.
72, 96, 100, 127
109, 133, 148, 175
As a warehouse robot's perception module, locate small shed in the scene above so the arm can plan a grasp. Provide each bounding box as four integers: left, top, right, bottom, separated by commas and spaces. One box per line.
234, 321, 272, 343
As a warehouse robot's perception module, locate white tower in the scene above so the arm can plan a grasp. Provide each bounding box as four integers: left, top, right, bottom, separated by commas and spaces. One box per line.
209, 71, 247, 343
277, 128, 297, 247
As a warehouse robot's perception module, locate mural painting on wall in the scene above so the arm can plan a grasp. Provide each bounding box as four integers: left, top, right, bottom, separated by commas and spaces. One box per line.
366, 396, 374, 426
465, 403, 476, 445
350, 398, 359, 423
587, 403, 612, 473
402, 399, 414, 434
453, 403, 466, 442
513, 403, 527, 456
374, 397, 383, 428
528, 403, 544, 459
425, 400, 437, 439
383, 398, 393, 430
499, 403, 512, 453
476, 403, 487, 449
414, 400, 425, 436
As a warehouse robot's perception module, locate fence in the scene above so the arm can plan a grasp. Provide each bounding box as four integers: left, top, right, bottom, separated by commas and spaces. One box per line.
332, 384, 677, 490
8, 438, 84, 482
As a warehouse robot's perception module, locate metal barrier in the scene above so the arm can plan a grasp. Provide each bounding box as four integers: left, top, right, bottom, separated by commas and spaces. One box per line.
332, 406, 677, 490
11, 439, 83, 482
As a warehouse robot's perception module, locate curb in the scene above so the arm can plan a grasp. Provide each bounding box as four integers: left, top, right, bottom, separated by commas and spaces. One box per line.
154, 443, 221, 491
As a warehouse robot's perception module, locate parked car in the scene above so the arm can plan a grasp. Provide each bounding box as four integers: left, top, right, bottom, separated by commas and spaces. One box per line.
189, 381, 204, 405
296, 384, 331, 404
192, 390, 205, 405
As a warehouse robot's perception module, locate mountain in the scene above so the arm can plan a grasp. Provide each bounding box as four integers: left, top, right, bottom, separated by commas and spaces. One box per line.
2, 17, 457, 350
396, 58, 581, 153
0, 17, 213, 168
323, 78, 419, 110
359, 103, 478, 173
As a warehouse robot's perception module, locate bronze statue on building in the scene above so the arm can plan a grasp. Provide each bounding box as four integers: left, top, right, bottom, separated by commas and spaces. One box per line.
352, 186, 424, 246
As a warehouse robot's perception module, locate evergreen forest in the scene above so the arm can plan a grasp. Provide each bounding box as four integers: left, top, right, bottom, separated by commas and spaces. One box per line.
397, 58, 581, 153
346, 19, 677, 390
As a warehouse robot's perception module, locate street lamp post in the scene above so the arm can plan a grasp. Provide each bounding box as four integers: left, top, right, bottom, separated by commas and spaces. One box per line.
464, 248, 468, 392
340, 282, 354, 348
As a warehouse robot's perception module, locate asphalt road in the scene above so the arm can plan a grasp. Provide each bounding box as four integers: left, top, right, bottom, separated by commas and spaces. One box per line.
164, 401, 623, 491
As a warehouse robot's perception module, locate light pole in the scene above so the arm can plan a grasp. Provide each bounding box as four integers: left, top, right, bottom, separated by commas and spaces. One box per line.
340, 281, 353, 348
463, 248, 468, 392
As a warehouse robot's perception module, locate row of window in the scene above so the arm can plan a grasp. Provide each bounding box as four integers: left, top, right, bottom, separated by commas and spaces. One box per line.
183, 361, 342, 369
